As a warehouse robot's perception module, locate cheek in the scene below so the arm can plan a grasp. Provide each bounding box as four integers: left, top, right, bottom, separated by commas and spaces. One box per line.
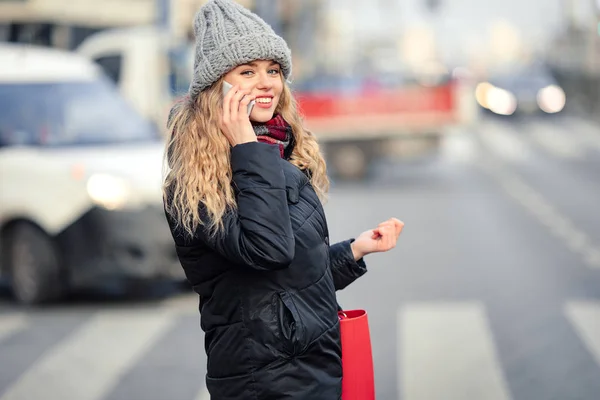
274, 82, 284, 96
272, 95, 282, 110
273, 84, 284, 105
222, 71, 244, 87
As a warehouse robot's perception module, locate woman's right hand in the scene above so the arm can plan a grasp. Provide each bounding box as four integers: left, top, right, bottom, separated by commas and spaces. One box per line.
219, 84, 257, 147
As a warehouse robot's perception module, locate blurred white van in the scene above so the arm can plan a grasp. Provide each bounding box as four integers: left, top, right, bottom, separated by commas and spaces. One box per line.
0, 43, 184, 305
76, 26, 194, 132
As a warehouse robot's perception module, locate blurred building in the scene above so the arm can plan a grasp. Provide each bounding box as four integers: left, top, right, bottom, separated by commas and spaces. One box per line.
546, 0, 600, 115
0, 0, 326, 78
0, 0, 254, 49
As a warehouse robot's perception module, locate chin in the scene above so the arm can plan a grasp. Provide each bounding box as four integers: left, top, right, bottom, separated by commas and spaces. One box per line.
249, 109, 275, 123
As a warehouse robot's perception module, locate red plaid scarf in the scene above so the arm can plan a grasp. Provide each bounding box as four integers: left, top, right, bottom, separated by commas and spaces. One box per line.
252, 114, 294, 159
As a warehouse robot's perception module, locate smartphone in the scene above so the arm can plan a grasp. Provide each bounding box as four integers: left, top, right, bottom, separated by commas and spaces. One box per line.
222, 81, 255, 116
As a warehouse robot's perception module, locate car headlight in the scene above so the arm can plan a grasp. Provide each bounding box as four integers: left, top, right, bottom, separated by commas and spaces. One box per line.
475, 82, 494, 109
537, 85, 565, 113
86, 174, 131, 210
486, 87, 517, 116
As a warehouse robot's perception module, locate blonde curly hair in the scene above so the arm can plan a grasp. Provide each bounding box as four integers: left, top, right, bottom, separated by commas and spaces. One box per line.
163, 75, 329, 238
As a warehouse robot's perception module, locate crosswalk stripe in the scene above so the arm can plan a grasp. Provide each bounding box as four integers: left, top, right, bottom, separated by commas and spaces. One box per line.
525, 120, 584, 159
561, 117, 600, 152
101, 313, 205, 400
0, 310, 175, 400
440, 131, 478, 164
0, 314, 27, 343
195, 387, 210, 400
159, 291, 199, 315
565, 301, 600, 366
477, 120, 530, 162
399, 302, 511, 400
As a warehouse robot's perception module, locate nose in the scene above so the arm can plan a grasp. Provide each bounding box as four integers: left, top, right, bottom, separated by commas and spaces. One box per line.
256, 71, 272, 91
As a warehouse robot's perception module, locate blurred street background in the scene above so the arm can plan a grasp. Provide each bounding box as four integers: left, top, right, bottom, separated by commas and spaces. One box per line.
2, 0, 600, 399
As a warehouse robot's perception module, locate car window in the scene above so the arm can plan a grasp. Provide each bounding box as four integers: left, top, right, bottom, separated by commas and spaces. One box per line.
0, 83, 54, 147
169, 44, 194, 96
93, 55, 123, 84
0, 78, 160, 147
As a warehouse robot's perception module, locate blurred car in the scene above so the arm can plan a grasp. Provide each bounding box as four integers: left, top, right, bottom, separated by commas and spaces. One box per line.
475, 62, 566, 116
0, 43, 184, 305
76, 26, 192, 133
290, 66, 465, 180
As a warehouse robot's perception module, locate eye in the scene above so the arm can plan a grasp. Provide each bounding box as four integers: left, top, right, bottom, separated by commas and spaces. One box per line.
268, 68, 281, 75
240, 70, 254, 76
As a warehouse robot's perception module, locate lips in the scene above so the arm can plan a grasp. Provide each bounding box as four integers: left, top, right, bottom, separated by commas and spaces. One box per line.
255, 96, 274, 108
255, 97, 273, 104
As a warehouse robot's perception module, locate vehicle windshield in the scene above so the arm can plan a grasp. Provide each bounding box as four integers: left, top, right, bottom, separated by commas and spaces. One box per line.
0, 78, 161, 147
169, 44, 194, 96
488, 61, 555, 91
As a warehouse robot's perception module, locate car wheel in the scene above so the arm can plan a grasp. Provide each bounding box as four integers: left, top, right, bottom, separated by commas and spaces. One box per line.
6, 223, 65, 305
327, 143, 372, 181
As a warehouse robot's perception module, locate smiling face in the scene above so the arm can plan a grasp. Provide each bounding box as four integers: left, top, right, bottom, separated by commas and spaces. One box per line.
222, 60, 284, 122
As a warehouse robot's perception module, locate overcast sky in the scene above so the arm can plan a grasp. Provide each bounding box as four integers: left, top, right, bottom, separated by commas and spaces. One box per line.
324, 0, 567, 65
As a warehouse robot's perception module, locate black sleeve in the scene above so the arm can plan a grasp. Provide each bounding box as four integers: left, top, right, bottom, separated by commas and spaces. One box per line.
329, 239, 368, 290
167, 142, 295, 271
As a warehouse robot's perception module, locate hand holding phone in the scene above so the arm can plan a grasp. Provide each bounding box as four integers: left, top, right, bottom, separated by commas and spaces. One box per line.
223, 81, 255, 116
220, 82, 257, 146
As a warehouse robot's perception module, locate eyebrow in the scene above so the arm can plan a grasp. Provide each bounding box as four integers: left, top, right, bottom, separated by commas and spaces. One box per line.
240, 61, 279, 68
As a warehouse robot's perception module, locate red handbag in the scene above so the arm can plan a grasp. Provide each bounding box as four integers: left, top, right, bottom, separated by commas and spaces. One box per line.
338, 309, 376, 400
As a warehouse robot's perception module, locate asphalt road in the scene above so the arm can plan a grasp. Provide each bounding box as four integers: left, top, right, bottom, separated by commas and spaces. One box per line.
1, 113, 600, 400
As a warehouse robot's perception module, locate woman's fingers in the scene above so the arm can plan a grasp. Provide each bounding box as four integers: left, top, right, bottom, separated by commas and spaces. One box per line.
229, 86, 243, 121
384, 226, 395, 249
378, 218, 404, 237
222, 84, 236, 126
219, 85, 256, 146
220, 85, 257, 146
382, 225, 399, 250
365, 218, 404, 253
390, 218, 404, 233
230, 87, 251, 120
239, 92, 255, 116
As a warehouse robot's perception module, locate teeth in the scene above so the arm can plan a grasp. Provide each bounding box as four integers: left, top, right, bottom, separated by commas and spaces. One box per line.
256, 98, 272, 104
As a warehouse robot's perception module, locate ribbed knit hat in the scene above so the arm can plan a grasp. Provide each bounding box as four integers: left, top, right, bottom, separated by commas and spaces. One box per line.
188, 0, 293, 98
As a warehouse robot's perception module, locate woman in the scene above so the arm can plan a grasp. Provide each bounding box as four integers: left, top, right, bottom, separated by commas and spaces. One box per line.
163, 0, 404, 399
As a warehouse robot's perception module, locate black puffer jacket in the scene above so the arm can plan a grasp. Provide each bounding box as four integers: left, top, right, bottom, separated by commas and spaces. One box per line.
165, 142, 367, 400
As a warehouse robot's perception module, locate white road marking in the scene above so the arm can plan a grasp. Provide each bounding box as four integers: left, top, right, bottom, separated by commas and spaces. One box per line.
583, 248, 600, 268
195, 386, 211, 400
159, 292, 199, 315
441, 130, 478, 164
0, 313, 27, 343
478, 157, 600, 269
565, 301, 600, 367
562, 117, 600, 152
0, 310, 175, 400
478, 120, 530, 163
399, 302, 512, 400
526, 121, 584, 159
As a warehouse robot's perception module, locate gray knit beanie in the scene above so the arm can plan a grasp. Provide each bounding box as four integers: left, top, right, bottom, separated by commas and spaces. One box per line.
188, 0, 293, 98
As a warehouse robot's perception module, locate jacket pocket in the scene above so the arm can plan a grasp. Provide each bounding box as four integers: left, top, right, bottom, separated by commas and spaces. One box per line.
286, 185, 299, 204
206, 372, 257, 400
273, 291, 305, 355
